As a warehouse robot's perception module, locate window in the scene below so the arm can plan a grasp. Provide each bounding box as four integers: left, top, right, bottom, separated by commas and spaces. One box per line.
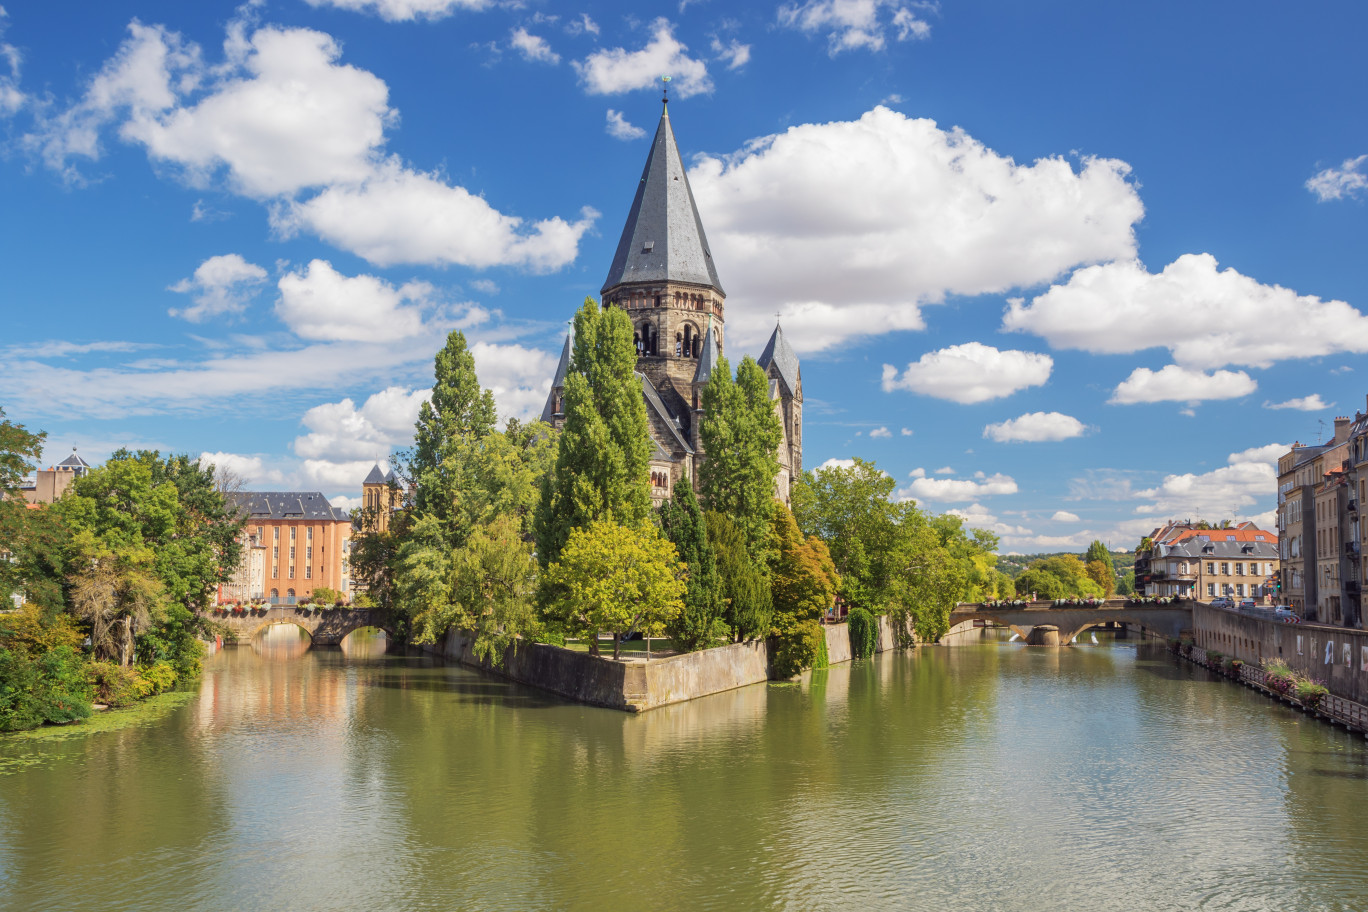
1207, 583, 1216, 597
307, 527, 313, 542
306, 546, 312, 563
290, 527, 296, 541
273, 527, 279, 542
1207, 562, 1215, 574
305, 566, 312, 579
1236, 584, 1245, 597
273, 546, 278, 560
270, 588, 279, 604
1235, 563, 1244, 575
289, 546, 295, 562
272, 566, 278, 579
1220, 562, 1229, 575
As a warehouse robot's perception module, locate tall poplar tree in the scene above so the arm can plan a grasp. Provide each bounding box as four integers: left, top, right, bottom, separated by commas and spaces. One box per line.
534, 298, 651, 565
658, 476, 722, 651
698, 355, 782, 564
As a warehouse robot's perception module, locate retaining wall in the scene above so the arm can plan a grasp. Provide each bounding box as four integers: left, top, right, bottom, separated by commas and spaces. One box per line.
1194, 603, 1368, 705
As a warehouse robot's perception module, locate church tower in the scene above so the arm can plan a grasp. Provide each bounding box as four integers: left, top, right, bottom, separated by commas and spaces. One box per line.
599, 99, 726, 431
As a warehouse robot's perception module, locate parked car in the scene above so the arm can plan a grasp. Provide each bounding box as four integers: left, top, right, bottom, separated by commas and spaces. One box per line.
1238, 598, 1256, 609
1210, 596, 1235, 609
1273, 605, 1298, 618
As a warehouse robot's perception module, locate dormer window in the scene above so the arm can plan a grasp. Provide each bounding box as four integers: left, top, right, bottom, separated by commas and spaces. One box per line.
642, 240, 655, 253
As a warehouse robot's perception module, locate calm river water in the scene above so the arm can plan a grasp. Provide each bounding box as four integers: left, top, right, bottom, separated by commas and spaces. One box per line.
2, 628, 1367, 911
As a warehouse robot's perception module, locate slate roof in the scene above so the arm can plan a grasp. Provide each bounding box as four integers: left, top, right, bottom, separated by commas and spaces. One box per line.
363, 464, 386, 485
232, 491, 350, 522
757, 322, 800, 396
692, 324, 719, 386
56, 451, 91, 469
1159, 539, 1280, 561
600, 105, 724, 296
639, 372, 694, 455
384, 469, 397, 485
540, 334, 573, 423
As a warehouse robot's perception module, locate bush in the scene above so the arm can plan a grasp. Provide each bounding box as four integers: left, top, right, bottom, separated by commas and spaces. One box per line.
1295, 680, 1329, 708
89, 661, 153, 706
0, 645, 94, 731
139, 661, 179, 694
352, 592, 378, 608
771, 618, 824, 678
312, 587, 342, 606
848, 607, 878, 660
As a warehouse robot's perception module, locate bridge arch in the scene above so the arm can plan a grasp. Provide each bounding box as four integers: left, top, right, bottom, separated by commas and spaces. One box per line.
946, 602, 1192, 645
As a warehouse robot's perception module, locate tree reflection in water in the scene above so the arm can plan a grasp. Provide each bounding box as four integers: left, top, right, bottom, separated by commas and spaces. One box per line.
340, 626, 389, 660
251, 622, 312, 660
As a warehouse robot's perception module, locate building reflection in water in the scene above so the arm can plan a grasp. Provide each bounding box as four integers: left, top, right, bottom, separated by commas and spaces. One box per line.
340, 626, 389, 660
252, 622, 312, 660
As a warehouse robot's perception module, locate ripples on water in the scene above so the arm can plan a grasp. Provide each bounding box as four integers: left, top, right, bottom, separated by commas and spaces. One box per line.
2, 631, 1367, 911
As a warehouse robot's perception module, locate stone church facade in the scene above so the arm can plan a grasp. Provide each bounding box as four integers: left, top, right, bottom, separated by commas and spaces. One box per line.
540, 102, 803, 504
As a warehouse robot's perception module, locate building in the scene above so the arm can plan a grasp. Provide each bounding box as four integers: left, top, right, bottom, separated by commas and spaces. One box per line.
1277, 414, 1356, 623
540, 99, 802, 504
18, 449, 91, 504
359, 463, 400, 534
223, 492, 352, 605
1136, 522, 1279, 600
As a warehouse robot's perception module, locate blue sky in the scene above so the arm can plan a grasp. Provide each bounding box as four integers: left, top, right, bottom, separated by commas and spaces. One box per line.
2, 0, 1365, 552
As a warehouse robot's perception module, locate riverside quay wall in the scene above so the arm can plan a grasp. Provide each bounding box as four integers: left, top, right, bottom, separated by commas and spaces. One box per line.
431, 617, 914, 713
1194, 603, 1368, 705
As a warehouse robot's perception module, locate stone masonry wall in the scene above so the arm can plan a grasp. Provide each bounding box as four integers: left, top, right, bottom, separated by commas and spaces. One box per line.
1194, 603, 1368, 704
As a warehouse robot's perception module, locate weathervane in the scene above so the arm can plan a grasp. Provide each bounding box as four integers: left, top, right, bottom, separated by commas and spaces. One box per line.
661, 74, 671, 105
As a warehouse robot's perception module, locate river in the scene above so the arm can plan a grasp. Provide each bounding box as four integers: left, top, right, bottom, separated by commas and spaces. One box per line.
2, 628, 1366, 911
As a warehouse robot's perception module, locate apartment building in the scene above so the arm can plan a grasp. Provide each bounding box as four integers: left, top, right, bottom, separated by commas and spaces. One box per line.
222, 492, 352, 605
1136, 522, 1278, 600
1277, 414, 1359, 624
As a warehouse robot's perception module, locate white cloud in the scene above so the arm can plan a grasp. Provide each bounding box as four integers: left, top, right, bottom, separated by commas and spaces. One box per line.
0, 8, 24, 116
778, 0, 931, 54
566, 14, 599, 36
1306, 155, 1368, 202
302, 0, 491, 21
1264, 394, 1332, 412
510, 28, 560, 64
276, 259, 435, 343
1051, 510, 1080, 522
470, 341, 558, 421
169, 253, 267, 322
869, 426, 891, 438
1110, 365, 1256, 405
469, 278, 499, 295
1005, 253, 1368, 370
198, 451, 286, 486
28, 20, 594, 272
819, 457, 856, 470
573, 19, 712, 98
689, 107, 1142, 352
293, 386, 428, 462
983, 411, 1086, 443
933, 467, 953, 475
4, 340, 152, 359
946, 503, 1032, 538
1133, 444, 1286, 521
900, 427, 912, 436
896, 470, 1018, 502
711, 37, 751, 69
882, 343, 1052, 404
330, 494, 363, 512
274, 164, 598, 271
606, 109, 646, 141
300, 457, 382, 492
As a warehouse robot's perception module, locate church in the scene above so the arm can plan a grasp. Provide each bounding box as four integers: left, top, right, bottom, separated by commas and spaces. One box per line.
540, 101, 804, 504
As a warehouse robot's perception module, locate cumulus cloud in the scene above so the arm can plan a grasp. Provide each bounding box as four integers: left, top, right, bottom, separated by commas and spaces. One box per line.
0, 8, 24, 116
168, 254, 267, 322
1133, 444, 1286, 521
1004, 253, 1368, 370
1110, 365, 1256, 405
198, 451, 286, 486
711, 37, 751, 69
1265, 394, 1332, 412
302, 0, 491, 21
946, 503, 1032, 538
510, 27, 560, 64
983, 411, 1086, 443
933, 466, 954, 474
27, 19, 593, 272
819, 457, 857, 470
1306, 155, 1367, 202
573, 19, 711, 98
470, 341, 559, 421
900, 427, 912, 436
869, 426, 891, 438
689, 107, 1142, 352
606, 109, 646, 140
778, 0, 931, 54
293, 386, 428, 462
1051, 510, 1080, 522
275, 260, 439, 342
882, 343, 1052, 404
896, 470, 1018, 502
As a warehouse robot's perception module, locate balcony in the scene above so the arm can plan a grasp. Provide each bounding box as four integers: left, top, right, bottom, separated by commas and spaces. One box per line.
1149, 570, 1197, 581
1346, 541, 1361, 557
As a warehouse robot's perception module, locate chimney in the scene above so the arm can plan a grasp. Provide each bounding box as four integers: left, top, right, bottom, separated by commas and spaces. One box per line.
1335, 416, 1351, 442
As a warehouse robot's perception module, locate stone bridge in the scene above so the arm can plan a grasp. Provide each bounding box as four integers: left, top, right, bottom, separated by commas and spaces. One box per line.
948, 599, 1193, 645
204, 607, 392, 646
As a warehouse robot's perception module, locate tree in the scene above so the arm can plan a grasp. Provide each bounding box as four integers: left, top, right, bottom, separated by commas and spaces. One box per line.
542, 520, 685, 659
699, 355, 783, 565
0, 409, 66, 610
67, 563, 166, 667
453, 515, 540, 664
791, 458, 899, 609
393, 513, 457, 639
768, 503, 840, 677
534, 298, 651, 565
1084, 540, 1117, 594
1117, 570, 1136, 596
1013, 554, 1103, 600
0, 605, 93, 731
657, 476, 723, 651
706, 510, 772, 642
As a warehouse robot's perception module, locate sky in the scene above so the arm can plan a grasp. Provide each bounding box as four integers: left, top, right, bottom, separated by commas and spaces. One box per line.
1, 0, 1366, 553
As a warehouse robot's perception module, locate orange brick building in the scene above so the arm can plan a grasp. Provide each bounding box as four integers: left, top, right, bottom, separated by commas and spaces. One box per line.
222, 492, 352, 605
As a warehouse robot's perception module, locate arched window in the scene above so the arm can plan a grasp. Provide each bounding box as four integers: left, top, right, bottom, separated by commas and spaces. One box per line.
674, 333, 683, 356
639, 322, 657, 355
270, 588, 279, 605
286, 588, 296, 605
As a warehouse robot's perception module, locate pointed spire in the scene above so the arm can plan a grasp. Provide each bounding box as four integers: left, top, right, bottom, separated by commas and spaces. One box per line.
600, 106, 723, 296
363, 464, 386, 486
692, 324, 719, 388
757, 321, 800, 397
540, 333, 573, 422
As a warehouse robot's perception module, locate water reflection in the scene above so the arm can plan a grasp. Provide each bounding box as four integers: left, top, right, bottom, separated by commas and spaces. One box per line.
251, 622, 312, 660
340, 626, 389, 659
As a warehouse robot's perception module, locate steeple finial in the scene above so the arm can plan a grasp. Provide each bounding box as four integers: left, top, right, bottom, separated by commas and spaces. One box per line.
661, 75, 671, 108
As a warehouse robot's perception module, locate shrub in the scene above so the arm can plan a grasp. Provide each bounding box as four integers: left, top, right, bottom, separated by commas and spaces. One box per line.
1295, 679, 1329, 708
848, 607, 878, 660
89, 661, 152, 706
1264, 660, 1295, 695
312, 587, 342, 606
0, 645, 94, 731
139, 661, 179, 694
1207, 650, 1224, 668
771, 618, 824, 678
352, 592, 378, 609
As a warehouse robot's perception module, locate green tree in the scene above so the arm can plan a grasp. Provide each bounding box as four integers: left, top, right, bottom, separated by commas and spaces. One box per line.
1085, 559, 1117, 597
791, 457, 899, 609
768, 503, 840, 677
0, 605, 94, 731
542, 520, 685, 659
393, 513, 456, 637
534, 298, 651, 565
657, 476, 724, 651
1117, 569, 1136, 596
699, 355, 783, 564
1013, 554, 1103, 600
0, 410, 67, 609
706, 510, 772, 642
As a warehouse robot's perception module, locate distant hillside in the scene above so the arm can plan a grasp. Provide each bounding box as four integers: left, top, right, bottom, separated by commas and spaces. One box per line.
998, 550, 1136, 580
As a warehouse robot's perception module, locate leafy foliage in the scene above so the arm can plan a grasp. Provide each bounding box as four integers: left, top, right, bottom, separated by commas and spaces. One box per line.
767, 503, 840, 677
542, 520, 685, 659
699, 355, 783, 565
848, 606, 878, 660
706, 510, 772, 642
1013, 555, 1104, 600
657, 476, 725, 651
534, 298, 651, 566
